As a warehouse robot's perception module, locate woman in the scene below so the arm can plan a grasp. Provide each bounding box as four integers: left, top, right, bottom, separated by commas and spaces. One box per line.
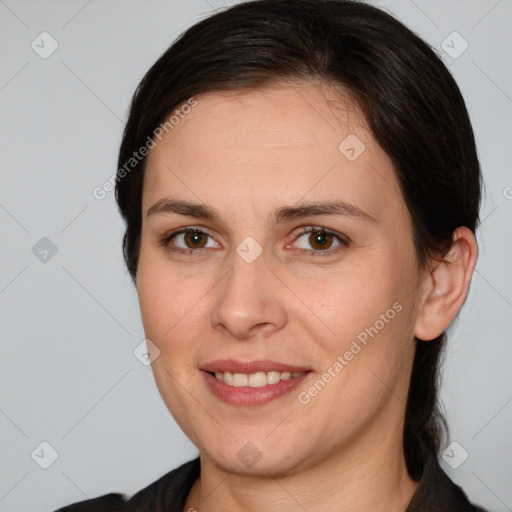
56, 0, 488, 510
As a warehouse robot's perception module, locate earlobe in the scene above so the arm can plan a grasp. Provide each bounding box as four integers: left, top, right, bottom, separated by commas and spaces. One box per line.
414, 227, 478, 341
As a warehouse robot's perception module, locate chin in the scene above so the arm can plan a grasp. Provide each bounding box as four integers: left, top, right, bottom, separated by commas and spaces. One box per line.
199, 433, 316, 478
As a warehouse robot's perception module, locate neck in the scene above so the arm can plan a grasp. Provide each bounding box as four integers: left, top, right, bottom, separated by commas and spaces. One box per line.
184, 436, 419, 512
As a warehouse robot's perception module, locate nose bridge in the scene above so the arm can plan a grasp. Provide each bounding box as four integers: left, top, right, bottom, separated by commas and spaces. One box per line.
210, 245, 287, 338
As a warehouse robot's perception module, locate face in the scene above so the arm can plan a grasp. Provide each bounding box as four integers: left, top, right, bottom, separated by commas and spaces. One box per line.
137, 81, 426, 476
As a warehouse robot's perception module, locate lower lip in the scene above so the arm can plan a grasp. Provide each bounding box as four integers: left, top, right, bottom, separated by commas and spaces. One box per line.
201, 370, 310, 406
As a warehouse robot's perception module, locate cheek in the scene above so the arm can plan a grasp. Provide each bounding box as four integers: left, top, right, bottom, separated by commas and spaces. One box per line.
308, 259, 416, 386
309, 268, 398, 343
136, 253, 197, 352
137, 241, 194, 318
137, 263, 205, 410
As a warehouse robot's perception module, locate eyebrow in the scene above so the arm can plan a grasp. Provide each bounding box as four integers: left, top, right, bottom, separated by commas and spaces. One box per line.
147, 198, 218, 220
146, 198, 376, 224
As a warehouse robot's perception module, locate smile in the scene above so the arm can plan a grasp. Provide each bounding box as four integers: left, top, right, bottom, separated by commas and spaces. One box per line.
215, 371, 305, 388
212, 371, 305, 387
200, 360, 311, 406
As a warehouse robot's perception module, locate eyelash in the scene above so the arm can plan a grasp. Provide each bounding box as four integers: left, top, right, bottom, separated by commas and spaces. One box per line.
159, 226, 350, 257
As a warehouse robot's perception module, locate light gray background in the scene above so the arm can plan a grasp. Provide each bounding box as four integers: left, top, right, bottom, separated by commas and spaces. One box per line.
0, 1, 510, 511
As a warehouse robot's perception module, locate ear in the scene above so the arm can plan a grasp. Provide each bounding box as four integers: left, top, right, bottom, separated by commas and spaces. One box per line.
414, 227, 478, 342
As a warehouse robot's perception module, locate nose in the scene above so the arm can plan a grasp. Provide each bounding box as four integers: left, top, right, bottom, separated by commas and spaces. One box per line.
210, 250, 288, 340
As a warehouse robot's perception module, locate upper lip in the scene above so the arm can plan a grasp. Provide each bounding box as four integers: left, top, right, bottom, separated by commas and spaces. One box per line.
201, 359, 311, 374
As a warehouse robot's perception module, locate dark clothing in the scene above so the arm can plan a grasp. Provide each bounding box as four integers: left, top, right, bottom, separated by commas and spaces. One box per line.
54, 453, 488, 512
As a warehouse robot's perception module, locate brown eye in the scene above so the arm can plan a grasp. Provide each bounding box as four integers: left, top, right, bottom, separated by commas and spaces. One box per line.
308, 230, 334, 250
184, 231, 208, 248
164, 229, 220, 252
292, 227, 348, 254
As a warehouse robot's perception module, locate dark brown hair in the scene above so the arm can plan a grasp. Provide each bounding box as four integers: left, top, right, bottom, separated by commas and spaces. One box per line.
115, 0, 481, 480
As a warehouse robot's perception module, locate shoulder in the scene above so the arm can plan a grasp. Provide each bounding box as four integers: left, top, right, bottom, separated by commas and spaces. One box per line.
406, 452, 489, 512
53, 458, 200, 512
54, 493, 125, 511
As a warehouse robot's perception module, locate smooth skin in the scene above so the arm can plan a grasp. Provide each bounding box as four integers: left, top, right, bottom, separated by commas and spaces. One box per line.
136, 80, 478, 512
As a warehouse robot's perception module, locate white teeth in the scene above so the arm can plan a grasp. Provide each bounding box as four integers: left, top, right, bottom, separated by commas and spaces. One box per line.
248, 372, 267, 387
232, 373, 248, 387
266, 371, 281, 385
212, 370, 305, 387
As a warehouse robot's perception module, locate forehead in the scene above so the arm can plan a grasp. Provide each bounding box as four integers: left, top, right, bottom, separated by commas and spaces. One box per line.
143, 81, 404, 223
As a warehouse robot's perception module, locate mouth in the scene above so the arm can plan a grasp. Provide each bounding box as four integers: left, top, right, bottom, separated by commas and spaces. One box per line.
209, 370, 305, 387
200, 359, 312, 406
